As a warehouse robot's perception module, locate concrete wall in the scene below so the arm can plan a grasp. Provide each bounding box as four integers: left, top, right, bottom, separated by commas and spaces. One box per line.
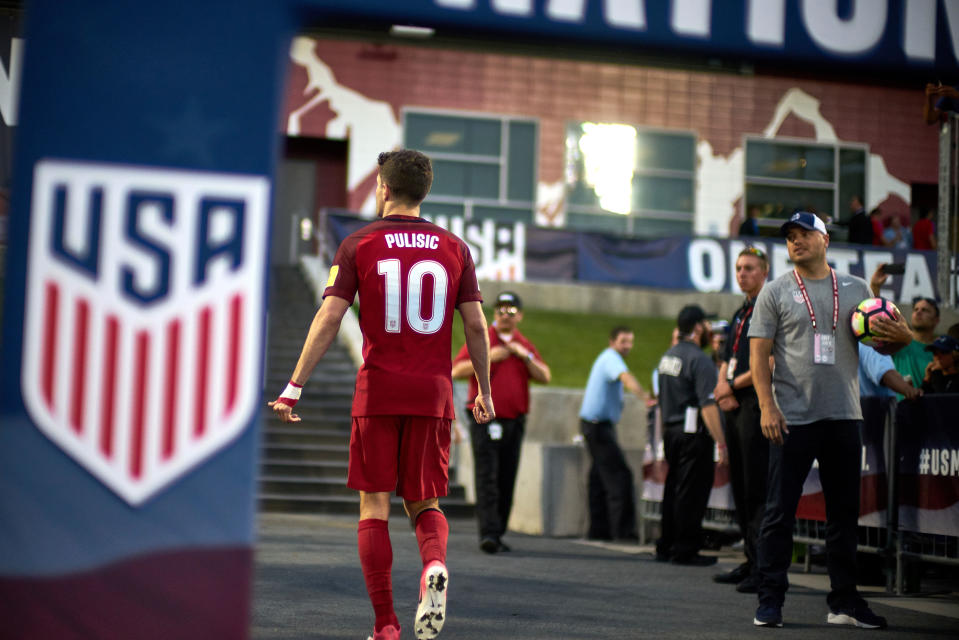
453, 384, 649, 538
478, 277, 959, 328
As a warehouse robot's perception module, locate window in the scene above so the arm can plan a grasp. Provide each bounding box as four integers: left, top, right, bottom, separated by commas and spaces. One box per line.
565, 123, 696, 237
403, 110, 537, 223
743, 138, 867, 226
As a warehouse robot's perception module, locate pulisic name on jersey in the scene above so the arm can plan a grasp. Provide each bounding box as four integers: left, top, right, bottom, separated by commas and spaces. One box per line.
384, 232, 439, 250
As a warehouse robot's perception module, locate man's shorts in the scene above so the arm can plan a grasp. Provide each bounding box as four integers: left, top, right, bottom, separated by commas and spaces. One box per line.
347, 415, 451, 501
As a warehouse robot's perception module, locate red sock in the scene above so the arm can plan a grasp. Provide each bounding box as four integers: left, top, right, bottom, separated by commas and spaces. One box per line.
357, 518, 398, 632
414, 509, 449, 567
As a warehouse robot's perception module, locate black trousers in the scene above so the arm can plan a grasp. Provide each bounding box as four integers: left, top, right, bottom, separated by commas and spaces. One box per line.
581, 420, 637, 540
656, 425, 715, 559
723, 390, 768, 574
470, 414, 525, 540
757, 419, 864, 610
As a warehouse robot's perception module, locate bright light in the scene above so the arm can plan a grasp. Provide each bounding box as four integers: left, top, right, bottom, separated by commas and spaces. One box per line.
300, 217, 313, 241
578, 123, 636, 215
389, 25, 436, 38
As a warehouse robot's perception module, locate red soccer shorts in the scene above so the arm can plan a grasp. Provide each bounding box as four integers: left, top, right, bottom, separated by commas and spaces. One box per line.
347, 415, 451, 501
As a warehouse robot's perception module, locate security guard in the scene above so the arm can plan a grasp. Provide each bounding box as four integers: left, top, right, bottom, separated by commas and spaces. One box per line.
655, 305, 728, 565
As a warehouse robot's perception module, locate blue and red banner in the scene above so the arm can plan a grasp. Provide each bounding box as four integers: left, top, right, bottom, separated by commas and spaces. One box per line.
326, 212, 943, 302
896, 396, 959, 537
0, 1, 294, 637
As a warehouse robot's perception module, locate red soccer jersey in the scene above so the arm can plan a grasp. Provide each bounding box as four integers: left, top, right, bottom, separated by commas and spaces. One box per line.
325, 215, 483, 418
453, 326, 539, 419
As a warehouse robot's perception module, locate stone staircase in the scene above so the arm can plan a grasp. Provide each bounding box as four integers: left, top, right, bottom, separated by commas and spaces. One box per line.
258, 265, 474, 518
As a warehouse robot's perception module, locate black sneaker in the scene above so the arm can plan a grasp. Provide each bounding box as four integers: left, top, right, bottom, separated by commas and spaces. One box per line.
827, 605, 888, 629
479, 537, 499, 554
671, 553, 717, 566
736, 575, 760, 593
753, 604, 783, 627
713, 562, 750, 584
497, 540, 511, 552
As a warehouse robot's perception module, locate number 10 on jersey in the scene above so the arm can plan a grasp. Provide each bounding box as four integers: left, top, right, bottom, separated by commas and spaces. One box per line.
377, 259, 449, 335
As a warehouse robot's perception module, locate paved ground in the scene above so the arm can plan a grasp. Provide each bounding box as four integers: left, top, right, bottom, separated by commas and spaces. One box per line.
252, 513, 959, 639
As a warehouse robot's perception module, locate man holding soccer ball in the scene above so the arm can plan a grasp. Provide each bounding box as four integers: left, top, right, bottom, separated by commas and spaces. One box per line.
747, 212, 911, 629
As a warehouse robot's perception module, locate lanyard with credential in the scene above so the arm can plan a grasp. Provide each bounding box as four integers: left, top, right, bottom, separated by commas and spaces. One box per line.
731, 303, 753, 354
792, 268, 838, 333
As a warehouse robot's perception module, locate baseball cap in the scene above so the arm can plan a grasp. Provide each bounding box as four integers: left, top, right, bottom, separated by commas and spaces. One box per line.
925, 335, 959, 354
677, 304, 716, 335
780, 211, 827, 236
495, 291, 522, 310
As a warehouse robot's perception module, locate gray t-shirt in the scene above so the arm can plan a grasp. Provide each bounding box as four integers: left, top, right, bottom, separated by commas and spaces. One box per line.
748, 269, 871, 426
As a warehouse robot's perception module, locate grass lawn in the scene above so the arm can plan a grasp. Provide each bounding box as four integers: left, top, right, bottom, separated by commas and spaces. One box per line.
451, 308, 678, 390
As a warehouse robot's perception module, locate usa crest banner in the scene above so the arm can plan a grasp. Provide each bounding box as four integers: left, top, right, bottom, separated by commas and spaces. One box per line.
23, 160, 269, 505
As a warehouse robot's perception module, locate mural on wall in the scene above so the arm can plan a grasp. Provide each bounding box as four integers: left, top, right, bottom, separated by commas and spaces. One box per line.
283, 37, 931, 237
287, 37, 401, 214
696, 87, 913, 236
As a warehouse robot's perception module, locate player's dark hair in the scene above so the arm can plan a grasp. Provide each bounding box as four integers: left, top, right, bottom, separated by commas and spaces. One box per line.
377, 149, 433, 205
609, 325, 632, 342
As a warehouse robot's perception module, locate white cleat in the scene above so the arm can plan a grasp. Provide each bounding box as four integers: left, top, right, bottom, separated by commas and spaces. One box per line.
414, 560, 448, 639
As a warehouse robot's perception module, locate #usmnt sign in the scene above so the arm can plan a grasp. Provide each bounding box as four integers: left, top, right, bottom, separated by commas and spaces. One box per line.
22, 160, 270, 505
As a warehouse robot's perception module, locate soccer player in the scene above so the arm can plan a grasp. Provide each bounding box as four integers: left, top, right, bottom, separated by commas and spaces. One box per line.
269, 150, 494, 640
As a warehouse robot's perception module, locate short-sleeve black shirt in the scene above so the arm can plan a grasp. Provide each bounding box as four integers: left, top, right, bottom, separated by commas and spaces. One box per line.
657, 341, 718, 426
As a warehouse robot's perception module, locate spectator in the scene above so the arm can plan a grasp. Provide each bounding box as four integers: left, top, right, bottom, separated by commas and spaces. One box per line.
948, 322, 959, 341
869, 208, 884, 246
924, 82, 959, 125
710, 320, 729, 368
655, 305, 727, 566
869, 268, 940, 394
912, 208, 937, 251
712, 246, 769, 592
452, 291, 551, 554
739, 205, 761, 237
579, 327, 648, 542
269, 149, 494, 640
921, 335, 959, 394
846, 195, 872, 245
881, 214, 912, 250
748, 212, 910, 629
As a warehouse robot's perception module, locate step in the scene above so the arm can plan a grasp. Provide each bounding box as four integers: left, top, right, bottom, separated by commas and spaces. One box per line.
260, 459, 348, 479
258, 494, 475, 519
259, 475, 469, 501
260, 443, 349, 463
261, 427, 351, 447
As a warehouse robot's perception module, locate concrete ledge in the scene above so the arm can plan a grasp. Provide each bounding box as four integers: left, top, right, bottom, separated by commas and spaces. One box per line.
507, 443, 647, 538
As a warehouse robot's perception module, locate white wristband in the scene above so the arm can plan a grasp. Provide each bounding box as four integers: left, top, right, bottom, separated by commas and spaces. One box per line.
277, 381, 302, 407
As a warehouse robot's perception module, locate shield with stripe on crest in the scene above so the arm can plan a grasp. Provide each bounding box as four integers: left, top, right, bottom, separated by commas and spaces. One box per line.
22, 159, 270, 506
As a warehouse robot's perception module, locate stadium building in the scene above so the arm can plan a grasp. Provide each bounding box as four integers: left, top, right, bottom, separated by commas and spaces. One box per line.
274, 31, 938, 251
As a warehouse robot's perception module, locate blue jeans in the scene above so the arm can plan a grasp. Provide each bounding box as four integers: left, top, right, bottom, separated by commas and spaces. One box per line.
757, 419, 866, 611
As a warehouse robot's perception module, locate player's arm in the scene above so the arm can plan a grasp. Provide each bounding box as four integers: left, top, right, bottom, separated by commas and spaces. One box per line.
714, 362, 739, 411
459, 300, 495, 423
451, 344, 474, 379
619, 370, 649, 404
750, 336, 788, 445
505, 340, 551, 384
269, 295, 350, 423
880, 368, 922, 400
700, 403, 727, 465
869, 264, 888, 298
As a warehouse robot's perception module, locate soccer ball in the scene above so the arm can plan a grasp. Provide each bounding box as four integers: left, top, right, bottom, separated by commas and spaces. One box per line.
850, 297, 899, 347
